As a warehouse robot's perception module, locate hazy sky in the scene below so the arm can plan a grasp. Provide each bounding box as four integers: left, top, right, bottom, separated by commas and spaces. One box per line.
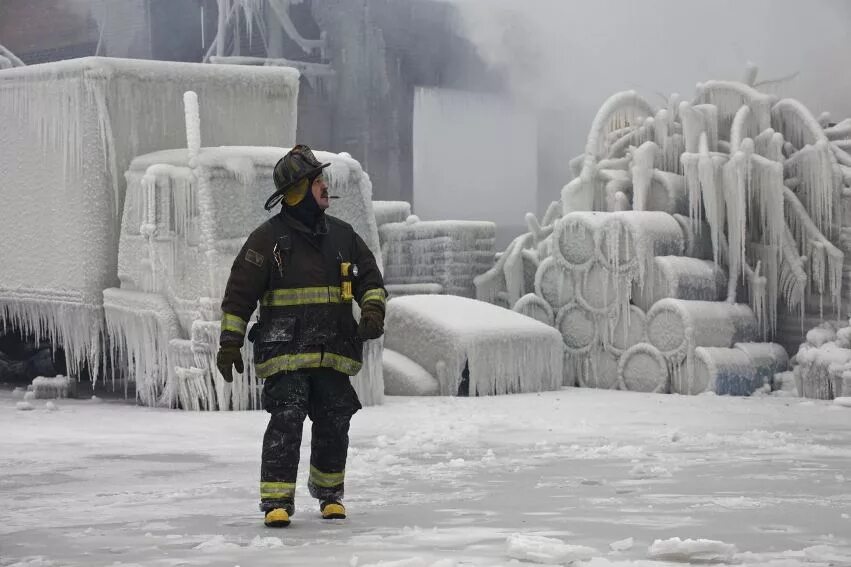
448, 0, 851, 159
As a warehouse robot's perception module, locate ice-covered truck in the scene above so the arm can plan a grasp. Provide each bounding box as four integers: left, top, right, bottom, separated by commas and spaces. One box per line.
0, 57, 383, 408
107, 139, 383, 410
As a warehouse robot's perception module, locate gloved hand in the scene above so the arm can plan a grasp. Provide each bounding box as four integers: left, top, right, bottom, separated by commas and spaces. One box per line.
216, 344, 244, 383
357, 302, 385, 340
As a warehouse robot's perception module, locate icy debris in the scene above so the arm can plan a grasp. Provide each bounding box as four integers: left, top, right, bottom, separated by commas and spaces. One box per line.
506, 533, 598, 564
629, 463, 672, 479
249, 535, 284, 548
192, 534, 239, 551
647, 537, 737, 563
31, 376, 75, 399
807, 324, 837, 347
609, 537, 634, 552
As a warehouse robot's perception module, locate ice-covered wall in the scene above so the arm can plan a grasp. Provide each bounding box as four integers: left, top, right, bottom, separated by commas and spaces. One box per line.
0, 57, 299, 381
380, 217, 495, 298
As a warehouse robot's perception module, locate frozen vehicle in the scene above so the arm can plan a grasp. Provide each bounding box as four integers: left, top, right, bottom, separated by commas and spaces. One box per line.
384, 294, 563, 396
105, 140, 383, 411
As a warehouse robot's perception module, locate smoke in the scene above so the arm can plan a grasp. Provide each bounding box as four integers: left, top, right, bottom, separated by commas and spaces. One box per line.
449, 0, 851, 157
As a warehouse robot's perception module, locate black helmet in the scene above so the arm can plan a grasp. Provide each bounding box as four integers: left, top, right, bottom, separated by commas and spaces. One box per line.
265, 144, 331, 210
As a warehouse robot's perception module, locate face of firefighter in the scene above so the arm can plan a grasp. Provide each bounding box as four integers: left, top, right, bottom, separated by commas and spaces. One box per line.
311, 174, 330, 209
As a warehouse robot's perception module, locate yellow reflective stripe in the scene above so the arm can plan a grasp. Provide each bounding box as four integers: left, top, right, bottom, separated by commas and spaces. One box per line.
260, 481, 295, 499
260, 286, 342, 307
221, 313, 247, 335
321, 352, 362, 376
361, 288, 386, 306
309, 465, 344, 488
255, 352, 362, 379
256, 352, 323, 379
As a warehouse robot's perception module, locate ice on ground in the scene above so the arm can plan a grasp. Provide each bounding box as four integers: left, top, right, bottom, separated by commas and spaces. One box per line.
506, 533, 598, 564
647, 537, 737, 563
609, 537, 635, 552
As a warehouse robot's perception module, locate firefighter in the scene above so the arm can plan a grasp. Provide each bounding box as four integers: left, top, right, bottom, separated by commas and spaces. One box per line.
215, 145, 386, 528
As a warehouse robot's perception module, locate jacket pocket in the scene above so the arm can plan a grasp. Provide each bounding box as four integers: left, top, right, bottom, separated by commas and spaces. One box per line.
260, 317, 297, 345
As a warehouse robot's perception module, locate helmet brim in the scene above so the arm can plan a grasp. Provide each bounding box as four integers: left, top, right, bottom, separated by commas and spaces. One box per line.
265, 161, 331, 210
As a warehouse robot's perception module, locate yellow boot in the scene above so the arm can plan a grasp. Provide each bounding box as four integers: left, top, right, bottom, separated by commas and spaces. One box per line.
264, 508, 291, 528
320, 501, 346, 520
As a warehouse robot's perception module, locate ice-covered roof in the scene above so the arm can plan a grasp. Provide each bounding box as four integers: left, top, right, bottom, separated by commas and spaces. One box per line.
389, 294, 557, 339
0, 56, 299, 88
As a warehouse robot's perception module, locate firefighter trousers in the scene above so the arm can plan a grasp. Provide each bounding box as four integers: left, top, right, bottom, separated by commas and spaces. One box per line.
259, 367, 362, 513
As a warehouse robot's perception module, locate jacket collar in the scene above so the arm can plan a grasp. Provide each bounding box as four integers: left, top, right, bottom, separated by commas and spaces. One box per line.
279, 210, 328, 237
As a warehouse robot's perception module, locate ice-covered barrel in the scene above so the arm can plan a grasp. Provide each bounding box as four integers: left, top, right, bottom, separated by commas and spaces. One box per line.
552, 212, 609, 270
633, 256, 726, 312
597, 212, 685, 278
513, 293, 555, 326
534, 257, 576, 309
733, 342, 789, 389
580, 348, 620, 389
674, 347, 761, 396
618, 343, 669, 393
576, 262, 630, 315
608, 304, 647, 354
646, 299, 758, 363
556, 302, 598, 355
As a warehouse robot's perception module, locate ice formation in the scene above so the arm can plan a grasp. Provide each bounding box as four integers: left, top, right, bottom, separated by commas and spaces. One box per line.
384, 295, 563, 396
380, 218, 496, 298
382, 348, 439, 396
476, 67, 848, 396
793, 319, 851, 399
0, 58, 299, 389
108, 141, 384, 409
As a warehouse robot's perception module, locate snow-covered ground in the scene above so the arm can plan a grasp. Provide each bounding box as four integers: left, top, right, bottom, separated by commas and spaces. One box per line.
1, 387, 850, 567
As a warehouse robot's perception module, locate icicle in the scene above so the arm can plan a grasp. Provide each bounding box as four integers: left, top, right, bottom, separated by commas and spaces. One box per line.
729, 105, 751, 153
779, 224, 807, 319
723, 152, 748, 300
630, 141, 658, 211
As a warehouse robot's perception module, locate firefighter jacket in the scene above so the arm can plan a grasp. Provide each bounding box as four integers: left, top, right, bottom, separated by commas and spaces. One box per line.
219, 211, 386, 379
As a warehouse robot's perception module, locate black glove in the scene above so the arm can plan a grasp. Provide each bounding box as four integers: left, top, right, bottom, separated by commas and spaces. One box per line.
216, 344, 244, 383
357, 302, 385, 340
